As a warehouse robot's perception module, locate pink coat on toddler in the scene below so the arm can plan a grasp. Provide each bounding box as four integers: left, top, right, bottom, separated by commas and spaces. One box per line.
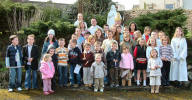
119, 53, 134, 70
40, 61, 55, 79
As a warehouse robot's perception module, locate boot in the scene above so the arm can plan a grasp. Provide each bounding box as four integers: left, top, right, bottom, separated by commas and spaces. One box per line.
128, 80, 132, 86
122, 79, 126, 86
155, 85, 160, 93
151, 86, 155, 93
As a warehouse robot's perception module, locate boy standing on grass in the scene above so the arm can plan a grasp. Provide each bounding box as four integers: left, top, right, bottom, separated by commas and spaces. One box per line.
56, 38, 69, 87
6, 35, 23, 92
23, 34, 39, 90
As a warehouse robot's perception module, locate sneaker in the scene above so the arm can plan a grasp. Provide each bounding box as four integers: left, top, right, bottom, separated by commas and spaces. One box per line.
94, 89, 98, 92
100, 89, 104, 92
137, 80, 140, 86
143, 81, 146, 87
48, 90, 54, 94
44, 91, 50, 95
17, 87, 22, 91
115, 84, 119, 87
8, 88, 13, 92
110, 84, 114, 88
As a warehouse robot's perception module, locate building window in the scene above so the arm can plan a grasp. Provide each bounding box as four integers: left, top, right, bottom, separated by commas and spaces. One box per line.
166, 4, 174, 9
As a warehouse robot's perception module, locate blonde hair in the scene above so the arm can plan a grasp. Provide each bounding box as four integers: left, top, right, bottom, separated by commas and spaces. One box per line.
144, 26, 151, 33
161, 36, 170, 44
43, 54, 51, 62
173, 27, 184, 38
95, 53, 102, 60
150, 49, 158, 58
83, 42, 91, 48
147, 37, 157, 47
88, 35, 95, 43
134, 30, 142, 39
28, 34, 35, 39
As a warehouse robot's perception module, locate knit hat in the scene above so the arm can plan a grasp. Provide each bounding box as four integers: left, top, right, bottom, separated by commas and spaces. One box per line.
47, 44, 55, 53
47, 29, 55, 36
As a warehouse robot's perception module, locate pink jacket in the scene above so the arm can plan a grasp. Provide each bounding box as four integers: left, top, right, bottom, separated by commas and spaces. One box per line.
40, 61, 55, 79
119, 53, 134, 70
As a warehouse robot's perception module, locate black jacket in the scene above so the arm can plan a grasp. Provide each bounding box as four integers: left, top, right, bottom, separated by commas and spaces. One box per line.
23, 44, 39, 70
68, 47, 81, 65
106, 50, 121, 68
6, 45, 23, 67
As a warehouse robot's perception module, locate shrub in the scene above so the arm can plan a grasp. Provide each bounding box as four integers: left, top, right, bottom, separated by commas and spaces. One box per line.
126, 9, 187, 38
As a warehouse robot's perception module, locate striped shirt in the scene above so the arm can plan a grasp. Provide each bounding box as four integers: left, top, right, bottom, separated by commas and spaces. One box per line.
56, 47, 68, 66
159, 45, 173, 61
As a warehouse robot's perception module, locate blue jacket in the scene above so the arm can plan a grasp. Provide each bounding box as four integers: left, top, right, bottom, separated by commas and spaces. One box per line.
6, 45, 23, 67
41, 41, 58, 55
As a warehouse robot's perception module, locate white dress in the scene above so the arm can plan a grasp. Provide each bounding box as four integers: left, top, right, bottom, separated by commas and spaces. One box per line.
170, 37, 188, 81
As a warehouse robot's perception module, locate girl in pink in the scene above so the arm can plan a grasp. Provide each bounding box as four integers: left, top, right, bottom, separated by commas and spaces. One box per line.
40, 54, 55, 95
119, 46, 134, 86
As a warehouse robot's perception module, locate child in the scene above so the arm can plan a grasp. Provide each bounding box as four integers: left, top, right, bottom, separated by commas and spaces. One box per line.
158, 31, 165, 41
114, 25, 123, 43
83, 32, 91, 44
55, 38, 69, 87
159, 36, 173, 86
146, 37, 159, 59
103, 24, 109, 38
151, 31, 161, 47
148, 49, 163, 93
6, 35, 23, 92
94, 28, 105, 43
80, 43, 94, 87
133, 38, 147, 86
94, 41, 106, 64
68, 39, 82, 87
94, 41, 107, 84
119, 46, 134, 86
170, 27, 188, 84
142, 26, 151, 42
88, 35, 96, 52
40, 54, 55, 95
123, 26, 129, 34
128, 22, 137, 39
91, 53, 106, 92
47, 45, 58, 90
133, 30, 142, 42
102, 31, 117, 56
106, 41, 121, 87
120, 33, 134, 54
23, 34, 39, 90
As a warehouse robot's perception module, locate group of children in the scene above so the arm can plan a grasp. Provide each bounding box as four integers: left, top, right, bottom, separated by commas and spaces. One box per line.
5, 13, 188, 95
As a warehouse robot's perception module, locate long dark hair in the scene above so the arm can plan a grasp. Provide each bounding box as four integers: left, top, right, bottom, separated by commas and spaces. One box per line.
45, 36, 57, 42
128, 22, 137, 32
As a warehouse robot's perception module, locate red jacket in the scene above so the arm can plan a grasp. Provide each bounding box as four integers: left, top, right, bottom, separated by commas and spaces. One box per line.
80, 52, 94, 67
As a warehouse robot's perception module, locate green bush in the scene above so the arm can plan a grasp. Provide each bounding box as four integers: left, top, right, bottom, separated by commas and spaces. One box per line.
83, 13, 107, 27
21, 20, 75, 46
126, 9, 187, 38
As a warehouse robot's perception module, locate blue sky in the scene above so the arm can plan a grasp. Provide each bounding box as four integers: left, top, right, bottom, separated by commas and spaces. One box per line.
29, 0, 139, 10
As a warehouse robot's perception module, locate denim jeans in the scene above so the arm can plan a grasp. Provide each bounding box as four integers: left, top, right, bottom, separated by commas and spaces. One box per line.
70, 64, 81, 85
24, 66, 38, 89
58, 66, 68, 86
8, 67, 22, 89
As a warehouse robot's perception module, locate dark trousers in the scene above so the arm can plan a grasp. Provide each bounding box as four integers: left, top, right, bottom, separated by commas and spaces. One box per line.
109, 67, 119, 85
161, 61, 171, 85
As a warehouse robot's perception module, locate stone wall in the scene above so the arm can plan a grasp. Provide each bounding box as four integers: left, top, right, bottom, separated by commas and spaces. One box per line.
123, 10, 192, 32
